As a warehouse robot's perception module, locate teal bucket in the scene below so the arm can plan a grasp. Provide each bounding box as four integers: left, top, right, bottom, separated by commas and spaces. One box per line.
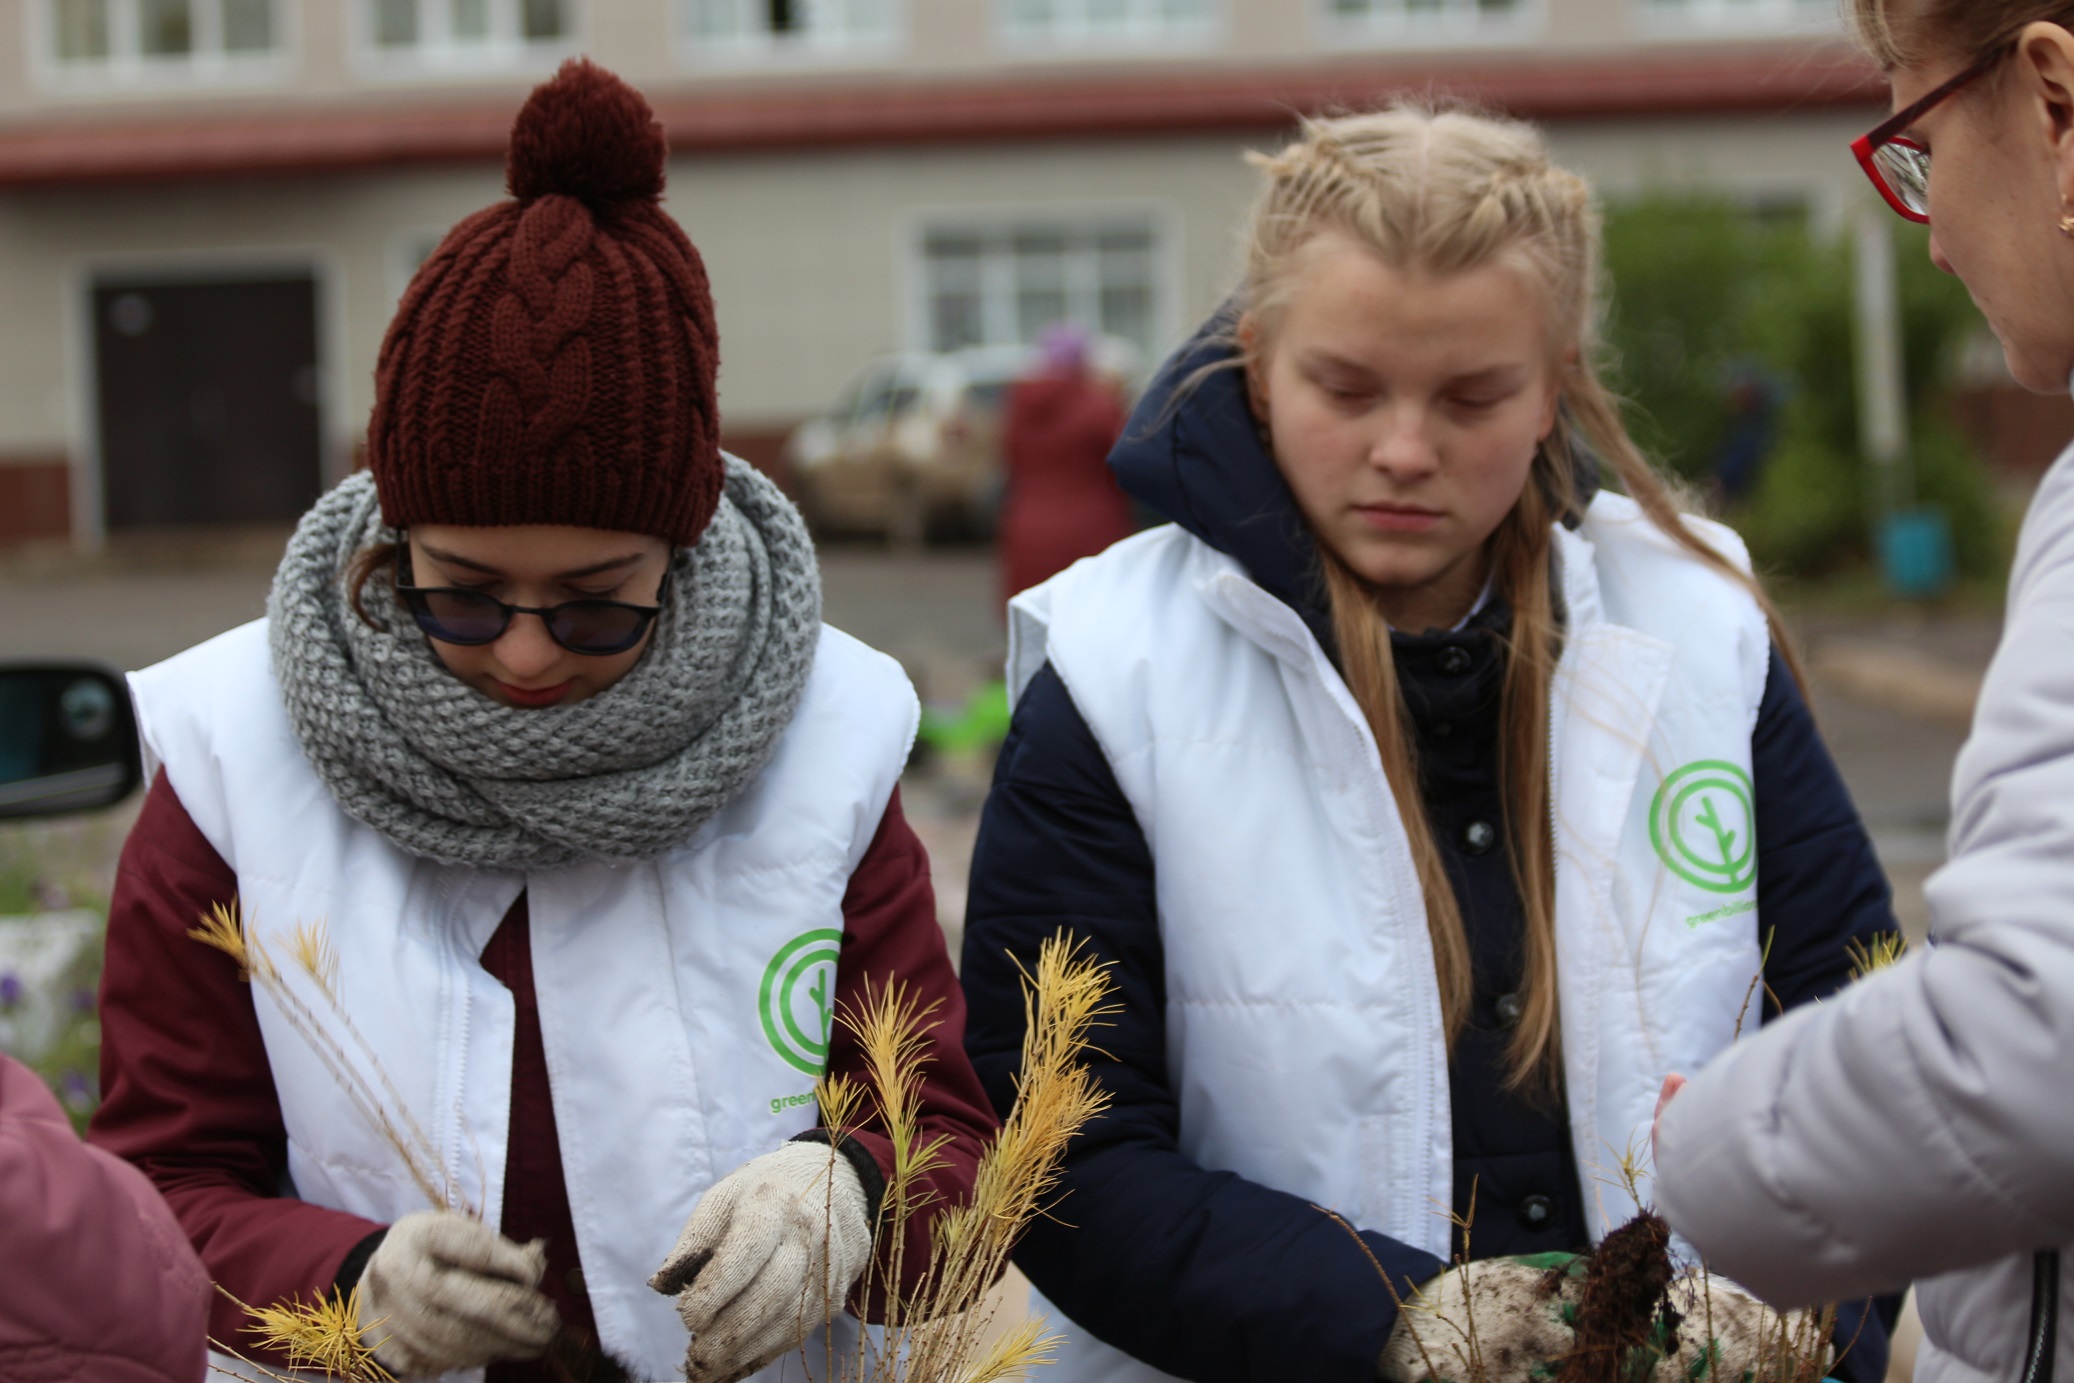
1880, 507, 1954, 599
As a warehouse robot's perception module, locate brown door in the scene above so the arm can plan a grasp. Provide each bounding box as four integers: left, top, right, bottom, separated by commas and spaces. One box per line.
92, 274, 323, 530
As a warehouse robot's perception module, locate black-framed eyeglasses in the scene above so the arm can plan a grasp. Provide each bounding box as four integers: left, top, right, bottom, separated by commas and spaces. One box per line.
394, 549, 669, 656
1853, 42, 2015, 224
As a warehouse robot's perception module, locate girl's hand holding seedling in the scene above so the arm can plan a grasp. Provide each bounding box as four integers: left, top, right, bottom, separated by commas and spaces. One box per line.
359, 1209, 560, 1377
650, 1140, 873, 1383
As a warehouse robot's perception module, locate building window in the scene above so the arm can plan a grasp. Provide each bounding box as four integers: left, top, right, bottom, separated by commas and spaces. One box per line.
918, 217, 1167, 362
1636, 0, 1832, 32
43, 0, 282, 79
1000, 0, 1218, 47
1323, 0, 1530, 41
360, 0, 573, 69
682, 0, 897, 59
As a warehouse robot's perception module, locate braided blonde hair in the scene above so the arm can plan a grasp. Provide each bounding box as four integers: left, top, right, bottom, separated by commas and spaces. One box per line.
1237, 107, 1799, 1092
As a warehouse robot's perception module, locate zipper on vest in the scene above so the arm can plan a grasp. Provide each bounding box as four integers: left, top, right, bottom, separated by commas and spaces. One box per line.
1546, 684, 1560, 909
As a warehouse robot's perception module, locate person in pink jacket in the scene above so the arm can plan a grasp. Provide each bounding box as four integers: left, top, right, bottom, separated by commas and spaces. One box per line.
0, 1052, 209, 1383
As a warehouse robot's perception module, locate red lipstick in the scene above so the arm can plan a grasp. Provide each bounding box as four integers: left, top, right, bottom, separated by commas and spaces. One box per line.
494, 678, 576, 708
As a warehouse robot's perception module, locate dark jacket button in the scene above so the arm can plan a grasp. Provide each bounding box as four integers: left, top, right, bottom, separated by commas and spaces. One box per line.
1462, 820, 1497, 855
1495, 991, 1524, 1027
1518, 1194, 1554, 1231
1438, 646, 1473, 675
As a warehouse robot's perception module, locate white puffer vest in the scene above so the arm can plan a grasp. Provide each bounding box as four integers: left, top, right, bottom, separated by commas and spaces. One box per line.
130, 619, 918, 1383
1007, 493, 1773, 1383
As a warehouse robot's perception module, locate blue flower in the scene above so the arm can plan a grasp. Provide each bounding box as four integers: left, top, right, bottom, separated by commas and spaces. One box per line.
0, 973, 20, 1009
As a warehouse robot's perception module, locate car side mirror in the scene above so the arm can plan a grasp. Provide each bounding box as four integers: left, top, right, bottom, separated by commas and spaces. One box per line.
0, 662, 143, 820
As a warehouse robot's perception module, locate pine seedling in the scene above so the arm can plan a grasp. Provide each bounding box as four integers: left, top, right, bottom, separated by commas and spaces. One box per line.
230, 1286, 394, 1381
809, 932, 1114, 1383
1846, 933, 1909, 982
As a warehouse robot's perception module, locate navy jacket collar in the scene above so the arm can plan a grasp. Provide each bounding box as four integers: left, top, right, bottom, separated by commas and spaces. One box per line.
1109, 327, 1338, 654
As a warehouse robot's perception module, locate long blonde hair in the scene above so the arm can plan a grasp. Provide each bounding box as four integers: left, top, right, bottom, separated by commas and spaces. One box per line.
1237, 106, 1800, 1093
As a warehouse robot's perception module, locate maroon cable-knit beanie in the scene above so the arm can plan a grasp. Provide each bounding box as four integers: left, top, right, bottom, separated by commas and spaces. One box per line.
367, 59, 722, 544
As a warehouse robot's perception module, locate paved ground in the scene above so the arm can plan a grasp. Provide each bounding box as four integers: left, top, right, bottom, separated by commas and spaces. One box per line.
0, 540, 1986, 945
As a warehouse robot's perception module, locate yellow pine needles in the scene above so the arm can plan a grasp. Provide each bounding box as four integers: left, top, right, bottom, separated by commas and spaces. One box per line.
190, 901, 459, 1213
212, 1286, 394, 1382
192, 903, 1114, 1383
813, 932, 1117, 1383
1846, 932, 1909, 982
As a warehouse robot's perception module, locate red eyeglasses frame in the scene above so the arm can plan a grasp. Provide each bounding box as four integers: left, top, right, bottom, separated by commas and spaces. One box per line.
1851, 42, 2015, 224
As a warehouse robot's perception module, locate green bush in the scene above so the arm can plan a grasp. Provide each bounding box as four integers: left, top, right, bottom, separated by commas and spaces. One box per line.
1600, 195, 2008, 583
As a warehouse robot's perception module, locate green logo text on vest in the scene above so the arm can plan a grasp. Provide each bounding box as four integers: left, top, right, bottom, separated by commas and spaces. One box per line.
760, 929, 841, 1077
1649, 760, 1757, 895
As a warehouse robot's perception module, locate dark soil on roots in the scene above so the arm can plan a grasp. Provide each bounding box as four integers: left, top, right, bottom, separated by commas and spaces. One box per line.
1567, 1212, 1680, 1383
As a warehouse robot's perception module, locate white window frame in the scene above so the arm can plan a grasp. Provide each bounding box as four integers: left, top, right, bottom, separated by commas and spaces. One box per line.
678, 0, 902, 68
1633, 0, 1837, 39
30, 0, 294, 92
996, 0, 1223, 55
1317, 0, 1542, 50
902, 201, 1183, 366
349, 0, 581, 78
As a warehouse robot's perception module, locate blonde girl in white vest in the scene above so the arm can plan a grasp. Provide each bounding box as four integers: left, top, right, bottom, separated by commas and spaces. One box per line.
959, 106, 1901, 1383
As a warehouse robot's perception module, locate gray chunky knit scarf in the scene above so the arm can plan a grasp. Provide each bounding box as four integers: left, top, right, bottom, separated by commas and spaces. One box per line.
268, 461, 821, 871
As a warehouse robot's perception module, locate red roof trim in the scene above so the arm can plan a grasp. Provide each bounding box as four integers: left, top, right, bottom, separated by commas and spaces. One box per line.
0, 45, 1884, 188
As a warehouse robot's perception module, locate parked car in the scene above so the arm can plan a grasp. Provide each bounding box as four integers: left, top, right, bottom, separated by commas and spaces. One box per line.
0, 663, 141, 821
787, 339, 1141, 545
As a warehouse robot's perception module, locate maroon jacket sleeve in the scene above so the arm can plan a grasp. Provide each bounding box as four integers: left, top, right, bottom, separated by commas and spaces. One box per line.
823, 786, 1000, 1320
88, 771, 382, 1354
0, 1053, 210, 1383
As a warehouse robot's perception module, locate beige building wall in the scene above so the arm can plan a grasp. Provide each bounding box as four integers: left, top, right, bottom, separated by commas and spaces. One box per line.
0, 0, 1848, 121
0, 0, 1878, 542
0, 106, 1872, 461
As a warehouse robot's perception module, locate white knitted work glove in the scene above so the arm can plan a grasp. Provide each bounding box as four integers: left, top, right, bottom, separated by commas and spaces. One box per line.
359, 1209, 559, 1379
649, 1141, 875, 1383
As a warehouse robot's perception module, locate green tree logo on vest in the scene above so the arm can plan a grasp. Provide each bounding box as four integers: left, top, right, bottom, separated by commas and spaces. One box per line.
759, 929, 841, 1077
1649, 761, 1757, 894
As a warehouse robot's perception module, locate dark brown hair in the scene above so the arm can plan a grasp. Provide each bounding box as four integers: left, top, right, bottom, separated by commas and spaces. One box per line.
345, 541, 401, 628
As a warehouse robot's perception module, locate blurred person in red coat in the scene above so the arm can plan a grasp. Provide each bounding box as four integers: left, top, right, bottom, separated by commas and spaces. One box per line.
998, 323, 1134, 605
0, 1052, 209, 1383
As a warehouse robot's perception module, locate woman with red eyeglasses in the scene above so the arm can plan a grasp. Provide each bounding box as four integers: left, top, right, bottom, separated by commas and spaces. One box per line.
1655, 6, 2074, 1383
83, 61, 994, 1383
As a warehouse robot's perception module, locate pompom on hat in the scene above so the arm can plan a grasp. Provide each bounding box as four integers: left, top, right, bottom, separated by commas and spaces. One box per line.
367, 60, 722, 544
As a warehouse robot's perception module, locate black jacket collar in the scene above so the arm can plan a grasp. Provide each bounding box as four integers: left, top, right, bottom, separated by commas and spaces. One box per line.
1109, 326, 1338, 653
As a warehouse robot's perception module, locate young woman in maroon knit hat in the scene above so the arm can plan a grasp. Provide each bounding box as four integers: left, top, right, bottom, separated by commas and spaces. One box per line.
86, 60, 995, 1383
